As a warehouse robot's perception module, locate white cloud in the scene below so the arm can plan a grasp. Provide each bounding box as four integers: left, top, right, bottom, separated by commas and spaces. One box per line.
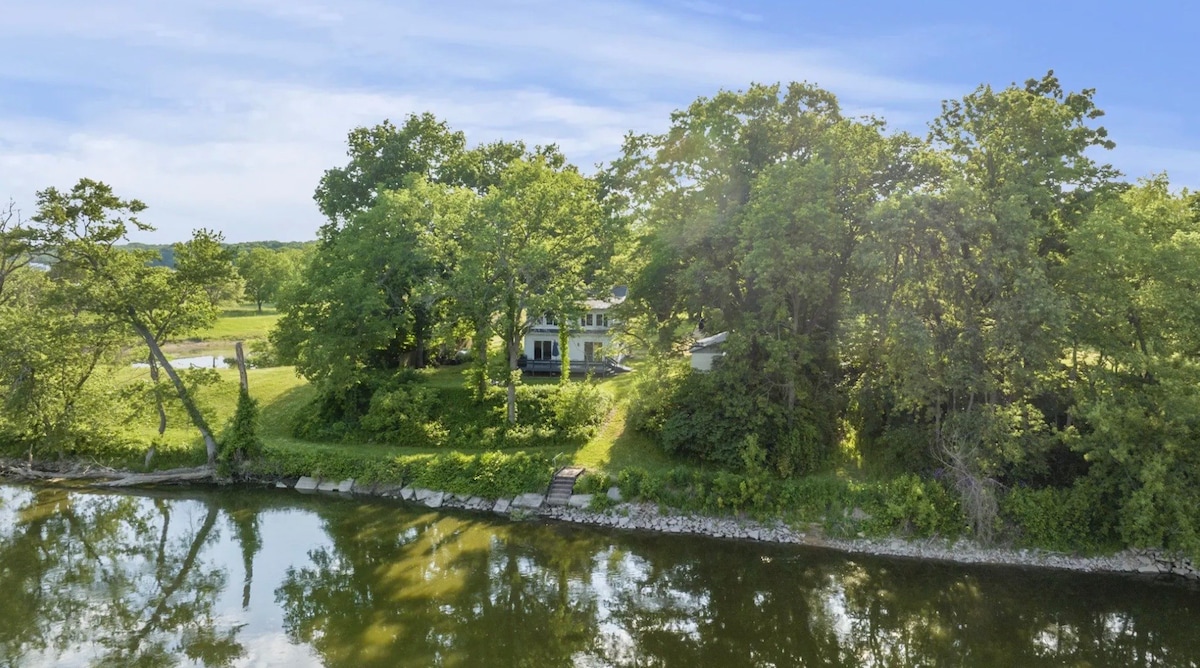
16, 0, 1183, 243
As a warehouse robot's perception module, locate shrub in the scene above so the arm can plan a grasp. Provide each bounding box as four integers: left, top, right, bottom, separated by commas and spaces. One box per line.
360, 384, 440, 446
775, 475, 856, 522
550, 381, 610, 437
575, 472, 614, 494
861, 474, 963, 538
220, 387, 263, 471
659, 371, 753, 469
617, 467, 648, 499
626, 358, 688, 437
1000, 476, 1117, 553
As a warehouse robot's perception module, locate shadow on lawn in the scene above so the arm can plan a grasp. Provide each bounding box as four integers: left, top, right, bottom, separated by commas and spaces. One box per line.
257, 381, 316, 439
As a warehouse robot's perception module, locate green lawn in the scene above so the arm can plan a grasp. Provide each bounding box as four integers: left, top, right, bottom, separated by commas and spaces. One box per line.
190, 313, 279, 342
113, 308, 674, 476
124, 362, 670, 478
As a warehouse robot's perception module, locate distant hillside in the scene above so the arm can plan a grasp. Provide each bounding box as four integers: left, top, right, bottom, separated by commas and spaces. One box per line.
119, 240, 315, 267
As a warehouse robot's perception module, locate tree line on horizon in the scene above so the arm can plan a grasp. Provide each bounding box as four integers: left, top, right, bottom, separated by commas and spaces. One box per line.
2, 71, 1199, 557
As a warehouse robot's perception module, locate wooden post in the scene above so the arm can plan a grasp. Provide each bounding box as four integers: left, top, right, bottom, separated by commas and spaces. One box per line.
235, 341, 248, 391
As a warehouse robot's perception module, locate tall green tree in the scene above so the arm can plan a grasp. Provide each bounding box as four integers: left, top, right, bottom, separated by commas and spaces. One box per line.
35, 179, 237, 464
1062, 176, 1200, 558
314, 114, 468, 228
610, 82, 914, 472
850, 72, 1116, 537
274, 179, 466, 395
467, 157, 608, 423
236, 247, 292, 313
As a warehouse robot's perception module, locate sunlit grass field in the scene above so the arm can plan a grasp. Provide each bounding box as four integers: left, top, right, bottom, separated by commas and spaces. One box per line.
188, 305, 279, 342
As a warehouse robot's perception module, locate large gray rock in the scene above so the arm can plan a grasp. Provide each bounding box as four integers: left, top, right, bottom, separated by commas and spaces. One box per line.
351, 480, 377, 495
294, 476, 319, 492
413, 488, 434, 502
512, 493, 545, 509
567, 494, 594, 509
493, 498, 512, 513
606, 486, 623, 502
274, 481, 289, 489
422, 491, 445, 508
336, 479, 355, 493
466, 496, 490, 510
375, 484, 404, 498
399, 486, 416, 501
316, 480, 339, 492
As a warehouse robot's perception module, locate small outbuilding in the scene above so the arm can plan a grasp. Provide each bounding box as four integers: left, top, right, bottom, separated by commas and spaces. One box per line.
688, 331, 727, 371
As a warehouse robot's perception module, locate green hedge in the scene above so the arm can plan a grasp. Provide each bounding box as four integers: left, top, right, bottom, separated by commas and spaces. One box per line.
302, 382, 610, 451
247, 443, 554, 497
615, 466, 965, 539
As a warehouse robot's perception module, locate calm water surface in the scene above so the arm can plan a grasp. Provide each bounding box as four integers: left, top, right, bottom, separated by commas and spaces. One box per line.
0, 483, 1196, 667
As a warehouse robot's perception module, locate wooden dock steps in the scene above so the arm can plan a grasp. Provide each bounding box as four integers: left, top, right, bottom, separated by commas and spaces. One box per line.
546, 466, 585, 506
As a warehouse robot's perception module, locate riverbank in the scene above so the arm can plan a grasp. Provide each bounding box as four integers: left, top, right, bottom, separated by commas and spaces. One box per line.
246, 473, 1200, 582
14, 460, 1189, 583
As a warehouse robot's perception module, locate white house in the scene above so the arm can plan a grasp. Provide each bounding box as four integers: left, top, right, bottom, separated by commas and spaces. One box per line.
688, 331, 727, 371
522, 288, 626, 374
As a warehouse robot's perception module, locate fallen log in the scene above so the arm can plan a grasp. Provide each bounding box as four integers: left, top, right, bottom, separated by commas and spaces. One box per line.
1, 463, 215, 487
96, 467, 215, 487
1, 465, 124, 482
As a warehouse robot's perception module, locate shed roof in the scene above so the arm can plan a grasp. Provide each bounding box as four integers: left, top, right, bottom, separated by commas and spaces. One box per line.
689, 331, 728, 352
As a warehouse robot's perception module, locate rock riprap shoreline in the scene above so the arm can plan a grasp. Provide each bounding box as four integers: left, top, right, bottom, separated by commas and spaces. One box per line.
283, 475, 1199, 582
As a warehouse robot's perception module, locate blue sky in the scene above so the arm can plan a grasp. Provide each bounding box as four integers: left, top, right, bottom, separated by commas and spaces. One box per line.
2, 0, 1196, 242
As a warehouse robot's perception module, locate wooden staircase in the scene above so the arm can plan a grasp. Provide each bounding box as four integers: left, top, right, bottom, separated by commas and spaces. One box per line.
546, 466, 585, 506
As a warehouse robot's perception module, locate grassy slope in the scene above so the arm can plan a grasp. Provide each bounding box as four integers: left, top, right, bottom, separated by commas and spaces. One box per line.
122, 308, 671, 477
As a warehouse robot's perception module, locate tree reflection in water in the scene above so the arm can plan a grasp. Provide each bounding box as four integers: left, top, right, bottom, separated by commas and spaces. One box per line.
0, 484, 1197, 667
277, 501, 1200, 667
0, 485, 254, 667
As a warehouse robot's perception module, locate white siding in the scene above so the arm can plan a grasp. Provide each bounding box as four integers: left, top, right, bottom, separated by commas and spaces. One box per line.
690, 350, 722, 371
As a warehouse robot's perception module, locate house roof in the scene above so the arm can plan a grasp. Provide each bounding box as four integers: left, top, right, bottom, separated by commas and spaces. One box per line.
584, 286, 628, 311
689, 331, 728, 352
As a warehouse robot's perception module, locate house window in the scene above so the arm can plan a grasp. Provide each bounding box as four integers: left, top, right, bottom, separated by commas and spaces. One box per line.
533, 340, 558, 360
543, 313, 556, 326
584, 341, 603, 362
586, 314, 595, 327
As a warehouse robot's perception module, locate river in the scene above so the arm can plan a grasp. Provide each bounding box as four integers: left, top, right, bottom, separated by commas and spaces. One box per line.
0, 482, 1196, 667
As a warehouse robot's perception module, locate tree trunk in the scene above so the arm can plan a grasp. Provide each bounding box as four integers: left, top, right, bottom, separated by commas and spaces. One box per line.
473, 321, 489, 403
128, 504, 219, 650
146, 354, 167, 469
559, 324, 570, 383
134, 322, 219, 465
148, 354, 167, 437
507, 341, 518, 424
256, 299, 263, 314
234, 341, 248, 391
414, 332, 426, 370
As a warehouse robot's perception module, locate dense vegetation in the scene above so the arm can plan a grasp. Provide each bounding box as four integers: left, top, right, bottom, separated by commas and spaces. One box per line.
2, 72, 1199, 561
611, 74, 1200, 558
